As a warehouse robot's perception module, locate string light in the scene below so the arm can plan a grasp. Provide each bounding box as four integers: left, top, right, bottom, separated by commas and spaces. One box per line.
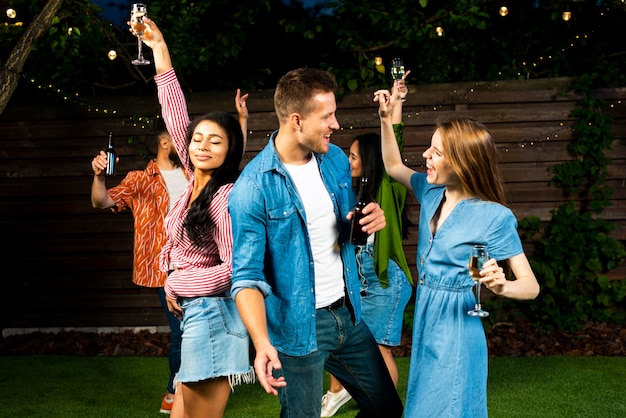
23, 75, 118, 116
5, 7, 22, 26
374, 56, 385, 74
127, 115, 153, 130
391, 84, 622, 162
12, 1, 622, 150
516, 30, 589, 76
20, 71, 622, 160
562, 6, 572, 21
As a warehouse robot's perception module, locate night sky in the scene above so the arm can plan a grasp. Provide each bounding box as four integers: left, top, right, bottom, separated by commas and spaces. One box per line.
93, 0, 132, 27
93, 0, 328, 26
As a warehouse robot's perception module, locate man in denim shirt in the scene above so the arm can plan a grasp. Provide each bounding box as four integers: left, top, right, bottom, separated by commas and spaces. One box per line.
229, 68, 403, 418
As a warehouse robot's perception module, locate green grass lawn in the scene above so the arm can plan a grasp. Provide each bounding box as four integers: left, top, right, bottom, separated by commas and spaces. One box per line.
0, 356, 624, 417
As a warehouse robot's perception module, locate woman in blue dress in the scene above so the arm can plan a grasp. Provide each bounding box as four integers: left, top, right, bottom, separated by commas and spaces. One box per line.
374, 87, 540, 417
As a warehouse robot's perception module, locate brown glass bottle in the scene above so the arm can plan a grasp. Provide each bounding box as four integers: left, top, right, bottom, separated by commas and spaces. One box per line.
105, 131, 116, 176
350, 177, 369, 245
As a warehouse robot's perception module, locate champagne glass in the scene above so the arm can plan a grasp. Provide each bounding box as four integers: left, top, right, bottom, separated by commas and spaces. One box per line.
391, 57, 405, 80
130, 3, 150, 65
468, 244, 489, 317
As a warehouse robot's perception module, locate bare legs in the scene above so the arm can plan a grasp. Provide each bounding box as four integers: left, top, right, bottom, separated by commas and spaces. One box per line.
379, 345, 398, 386
170, 382, 184, 418
181, 377, 231, 418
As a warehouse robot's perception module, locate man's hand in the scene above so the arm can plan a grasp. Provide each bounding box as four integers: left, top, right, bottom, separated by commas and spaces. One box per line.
253, 342, 286, 395
348, 202, 386, 235
91, 151, 110, 176
235, 88, 249, 120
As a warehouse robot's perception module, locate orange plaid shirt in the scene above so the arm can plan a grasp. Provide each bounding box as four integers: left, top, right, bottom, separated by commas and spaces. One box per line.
108, 160, 183, 288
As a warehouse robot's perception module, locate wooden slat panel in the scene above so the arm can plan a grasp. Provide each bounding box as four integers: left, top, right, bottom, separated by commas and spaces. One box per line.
1, 77, 624, 329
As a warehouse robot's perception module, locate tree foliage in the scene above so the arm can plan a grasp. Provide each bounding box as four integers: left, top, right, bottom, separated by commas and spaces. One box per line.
1, 0, 625, 107
0, 0, 63, 114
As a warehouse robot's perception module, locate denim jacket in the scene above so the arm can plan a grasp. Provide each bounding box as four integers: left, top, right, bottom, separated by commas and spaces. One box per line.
229, 131, 362, 356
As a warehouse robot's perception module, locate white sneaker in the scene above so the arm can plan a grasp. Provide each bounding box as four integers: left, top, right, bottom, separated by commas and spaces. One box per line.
320, 388, 352, 417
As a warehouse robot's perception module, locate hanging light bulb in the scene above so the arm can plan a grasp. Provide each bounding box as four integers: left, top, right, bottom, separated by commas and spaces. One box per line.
499, 4, 509, 17
562, 6, 572, 21
374, 56, 384, 74
6, 8, 17, 19
436, 26, 444, 37
108, 50, 118, 60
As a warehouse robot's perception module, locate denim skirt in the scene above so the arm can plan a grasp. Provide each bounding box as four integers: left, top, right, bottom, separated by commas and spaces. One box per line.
357, 243, 413, 346
176, 295, 254, 387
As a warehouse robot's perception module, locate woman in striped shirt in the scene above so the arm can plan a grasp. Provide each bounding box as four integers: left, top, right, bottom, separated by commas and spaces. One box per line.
137, 18, 254, 418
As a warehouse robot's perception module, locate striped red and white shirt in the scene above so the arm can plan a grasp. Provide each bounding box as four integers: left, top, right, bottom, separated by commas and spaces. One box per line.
156, 68, 234, 300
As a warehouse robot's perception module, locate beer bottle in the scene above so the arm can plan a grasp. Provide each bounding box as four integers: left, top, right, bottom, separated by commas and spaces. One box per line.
350, 177, 369, 245
105, 131, 116, 176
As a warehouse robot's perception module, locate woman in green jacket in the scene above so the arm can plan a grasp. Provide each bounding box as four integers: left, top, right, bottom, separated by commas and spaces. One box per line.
321, 73, 414, 418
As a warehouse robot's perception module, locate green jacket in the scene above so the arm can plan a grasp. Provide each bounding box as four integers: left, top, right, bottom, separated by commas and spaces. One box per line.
373, 122, 414, 287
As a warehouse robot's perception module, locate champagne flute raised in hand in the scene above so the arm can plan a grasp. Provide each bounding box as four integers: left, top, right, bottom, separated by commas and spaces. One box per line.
390, 57, 405, 81
468, 244, 489, 317
130, 3, 150, 65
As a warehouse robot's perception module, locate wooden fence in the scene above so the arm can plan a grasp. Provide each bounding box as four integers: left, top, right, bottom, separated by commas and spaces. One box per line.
0, 77, 624, 330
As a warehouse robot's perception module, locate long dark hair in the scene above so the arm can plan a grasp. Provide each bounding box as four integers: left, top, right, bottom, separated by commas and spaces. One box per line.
353, 133, 413, 239
354, 133, 383, 202
183, 111, 244, 245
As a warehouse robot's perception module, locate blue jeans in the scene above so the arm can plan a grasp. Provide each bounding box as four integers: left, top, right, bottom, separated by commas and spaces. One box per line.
274, 305, 403, 418
157, 287, 182, 394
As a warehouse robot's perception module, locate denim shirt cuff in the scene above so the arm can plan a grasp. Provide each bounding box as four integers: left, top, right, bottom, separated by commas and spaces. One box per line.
232, 279, 272, 300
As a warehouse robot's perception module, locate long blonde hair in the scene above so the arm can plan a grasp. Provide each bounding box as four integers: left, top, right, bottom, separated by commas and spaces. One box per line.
437, 118, 507, 205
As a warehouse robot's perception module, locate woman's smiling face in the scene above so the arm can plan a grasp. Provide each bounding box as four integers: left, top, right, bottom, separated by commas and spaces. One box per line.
422, 129, 456, 185
188, 120, 229, 173
349, 139, 362, 178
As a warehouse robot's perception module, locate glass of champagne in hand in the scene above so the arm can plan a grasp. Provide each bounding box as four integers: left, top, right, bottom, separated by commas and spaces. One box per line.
390, 57, 405, 81
468, 244, 489, 317
130, 3, 150, 65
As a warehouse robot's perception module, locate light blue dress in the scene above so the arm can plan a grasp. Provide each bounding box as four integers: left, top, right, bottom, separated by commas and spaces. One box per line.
405, 172, 523, 418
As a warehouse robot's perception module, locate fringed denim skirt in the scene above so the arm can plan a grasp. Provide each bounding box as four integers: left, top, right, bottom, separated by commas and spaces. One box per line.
176, 295, 255, 388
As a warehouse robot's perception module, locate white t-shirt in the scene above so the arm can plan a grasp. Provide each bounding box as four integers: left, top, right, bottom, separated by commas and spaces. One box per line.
160, 167, 188, 211
284, 157, 345, 308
